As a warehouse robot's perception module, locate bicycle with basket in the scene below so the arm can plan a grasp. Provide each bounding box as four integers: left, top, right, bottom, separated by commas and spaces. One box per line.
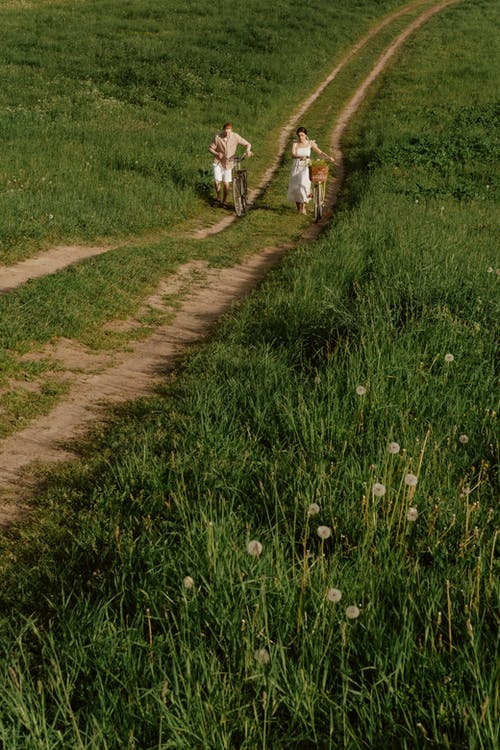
309, 159, 329, 222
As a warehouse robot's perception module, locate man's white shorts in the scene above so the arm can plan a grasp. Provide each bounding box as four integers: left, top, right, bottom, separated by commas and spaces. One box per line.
213, 163, 232, 184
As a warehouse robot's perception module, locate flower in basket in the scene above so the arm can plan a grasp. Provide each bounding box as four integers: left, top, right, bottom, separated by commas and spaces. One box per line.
309, 159, 329, 182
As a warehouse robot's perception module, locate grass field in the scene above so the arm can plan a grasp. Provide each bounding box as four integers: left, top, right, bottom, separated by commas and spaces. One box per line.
0, 0, 442, 436
0, 0, 498, 748
0, 0, 406, 264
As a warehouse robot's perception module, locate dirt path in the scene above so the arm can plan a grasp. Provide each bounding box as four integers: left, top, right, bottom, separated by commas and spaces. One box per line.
0, 0, 458, 526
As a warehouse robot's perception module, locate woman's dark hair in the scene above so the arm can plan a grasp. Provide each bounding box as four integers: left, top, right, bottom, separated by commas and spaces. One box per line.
296, 126, 308, 135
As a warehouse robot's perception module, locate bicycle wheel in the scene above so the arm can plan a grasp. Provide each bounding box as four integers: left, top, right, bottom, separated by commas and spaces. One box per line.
240, 170, 248, 215
232, 173, 244, 217
313, 181, 323, 223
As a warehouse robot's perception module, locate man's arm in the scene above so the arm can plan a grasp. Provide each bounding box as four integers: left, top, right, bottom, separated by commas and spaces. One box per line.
236, 134, 252, 156
208, 135, 223, 160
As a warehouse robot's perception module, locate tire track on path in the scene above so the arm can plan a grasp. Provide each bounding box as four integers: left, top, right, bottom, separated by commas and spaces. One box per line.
0, 0, 459, 525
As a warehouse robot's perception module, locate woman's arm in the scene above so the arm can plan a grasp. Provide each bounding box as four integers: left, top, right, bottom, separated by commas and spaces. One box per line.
311, 141, 335, 164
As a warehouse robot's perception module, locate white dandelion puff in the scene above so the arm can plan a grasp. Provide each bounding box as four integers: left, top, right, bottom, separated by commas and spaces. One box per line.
254, 648, 270, 665
308, 503, 320, 516
355, 385, 367, 396
326, 587, 342, 603
388, 441, 400, 454
407, 507, 418, 522
444, 353, 454, 363
459, 434, 469, 445
246, 540, 263, 557
317, 525, 332, 540
183, 576, 195, 590
404, 473, 418, 487
345, 605, 360, 620
372, 483, 386, 497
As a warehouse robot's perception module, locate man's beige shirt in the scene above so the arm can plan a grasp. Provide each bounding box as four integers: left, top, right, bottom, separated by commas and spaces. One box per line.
209, 131, 251, 167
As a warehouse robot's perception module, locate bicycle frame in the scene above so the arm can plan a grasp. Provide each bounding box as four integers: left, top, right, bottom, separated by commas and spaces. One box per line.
309, 164, 328, 223
312, 179, 326, 223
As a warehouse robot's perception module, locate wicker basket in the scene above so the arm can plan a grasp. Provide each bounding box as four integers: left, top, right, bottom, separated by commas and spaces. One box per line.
309, 164, 329, 182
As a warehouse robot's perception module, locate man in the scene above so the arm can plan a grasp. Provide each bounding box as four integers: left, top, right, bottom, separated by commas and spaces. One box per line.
208, 122, 252, 206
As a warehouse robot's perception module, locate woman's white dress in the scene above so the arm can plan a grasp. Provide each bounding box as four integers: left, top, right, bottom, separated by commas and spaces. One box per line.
287, 144, 312, 203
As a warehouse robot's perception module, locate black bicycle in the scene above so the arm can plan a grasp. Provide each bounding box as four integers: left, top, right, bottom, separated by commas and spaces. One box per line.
230, 155, 248, 217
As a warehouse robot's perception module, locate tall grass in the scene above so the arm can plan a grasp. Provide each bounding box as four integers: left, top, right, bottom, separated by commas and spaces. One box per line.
0, 0, 498, 748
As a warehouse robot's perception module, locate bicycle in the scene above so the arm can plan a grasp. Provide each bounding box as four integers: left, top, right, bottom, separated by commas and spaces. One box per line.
309, 161, 329, 223
230, 155, 248, 217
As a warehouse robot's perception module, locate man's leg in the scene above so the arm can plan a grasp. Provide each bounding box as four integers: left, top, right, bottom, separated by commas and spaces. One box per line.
213, 164, 223, 204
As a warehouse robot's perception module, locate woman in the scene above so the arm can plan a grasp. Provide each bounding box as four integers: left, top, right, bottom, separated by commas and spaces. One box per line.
287, 127, 335, 214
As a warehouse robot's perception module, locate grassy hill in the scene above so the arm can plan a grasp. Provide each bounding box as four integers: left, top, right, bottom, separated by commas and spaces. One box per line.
0, 1, 498, 748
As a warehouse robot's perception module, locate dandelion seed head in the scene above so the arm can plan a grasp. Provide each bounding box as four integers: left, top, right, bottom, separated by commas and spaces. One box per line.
404, 473, 418, 487
407, 507, 418, 522
487, 266, 493, 273
317, 525, 332, 540
308, 503, 320, 516
388, 441, 400, 454
327, 587, 342, 603
459, 434, 469, 445
372, 483, 386, 497
444, 353, 454, 363
345, 605, 360, 620
417, 722, 428, 737
183, 576, 195, 590
355, 385, 367, 396
246, 540, 263, 557
254, 648, 270, 665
